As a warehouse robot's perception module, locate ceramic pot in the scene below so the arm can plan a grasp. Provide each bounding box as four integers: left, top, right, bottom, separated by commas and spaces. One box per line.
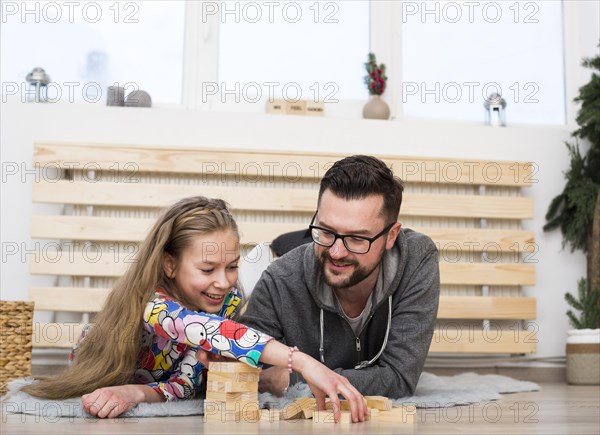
566, 328, 600, 385
363, 95, 390, 120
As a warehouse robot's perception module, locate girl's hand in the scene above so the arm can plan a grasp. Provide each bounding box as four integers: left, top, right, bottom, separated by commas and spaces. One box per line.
294, 353, 368, 423
257, 340, 368, 423
82, 385, 163, 418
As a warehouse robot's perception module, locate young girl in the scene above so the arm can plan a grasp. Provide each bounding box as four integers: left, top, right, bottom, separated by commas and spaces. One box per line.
22, 196, 366, 422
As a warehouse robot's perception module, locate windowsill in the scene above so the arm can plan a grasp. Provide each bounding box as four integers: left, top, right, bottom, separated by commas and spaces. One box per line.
1, 96, 574, 132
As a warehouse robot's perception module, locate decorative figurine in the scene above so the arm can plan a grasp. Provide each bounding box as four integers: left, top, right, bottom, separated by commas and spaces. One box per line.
25, 67, 50, 103
107, 86, 125, 106
484, 93, 506, 127
125, 90, 152, 108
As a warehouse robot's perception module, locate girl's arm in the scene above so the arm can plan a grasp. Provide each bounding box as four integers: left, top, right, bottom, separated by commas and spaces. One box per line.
144, 296, 272, 367
83, 348, 204, 417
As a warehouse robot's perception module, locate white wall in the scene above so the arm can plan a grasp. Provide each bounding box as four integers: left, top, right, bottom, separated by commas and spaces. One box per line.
1, 0, 598, 363
0, 98, 587, 361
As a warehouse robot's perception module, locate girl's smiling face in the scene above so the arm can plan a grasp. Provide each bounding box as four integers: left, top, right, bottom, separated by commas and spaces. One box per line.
164, 230, 240, 312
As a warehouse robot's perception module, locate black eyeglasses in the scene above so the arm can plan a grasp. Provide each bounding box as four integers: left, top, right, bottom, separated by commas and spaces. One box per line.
309, 212, 395, 254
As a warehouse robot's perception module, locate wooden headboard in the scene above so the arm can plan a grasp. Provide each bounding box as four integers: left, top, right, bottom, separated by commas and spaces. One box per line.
29, 142, 537, 354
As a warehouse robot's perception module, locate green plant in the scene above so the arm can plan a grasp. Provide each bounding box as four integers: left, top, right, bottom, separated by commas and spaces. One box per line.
363, 53, 387, 96
565, 278, 600, 329
544, 47, 600, 329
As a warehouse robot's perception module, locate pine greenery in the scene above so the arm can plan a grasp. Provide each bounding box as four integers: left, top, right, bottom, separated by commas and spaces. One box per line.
565, 278, 599, 329
544, 46, 600, 329
543, 51, 600, 251
543, 143, 598, 252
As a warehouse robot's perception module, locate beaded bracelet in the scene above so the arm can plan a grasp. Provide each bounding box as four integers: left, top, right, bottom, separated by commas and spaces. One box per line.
288, 346, 299, 374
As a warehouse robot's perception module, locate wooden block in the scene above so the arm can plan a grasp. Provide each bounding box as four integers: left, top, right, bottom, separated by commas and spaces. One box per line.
203, 409, 260, 423
206, 380, 258, 393
207, 371, 260, 383
281, 398, 316, 420
377, 405, 416, 424
325, 397, 367, 411
305, 101, 324, 116
365, 395, 393, 410
205, 391, 258, 402
367, 408, 380, 420
265, 99, 287, 114
286, 100, 306, 115
208, 361, 261, 374
203, 401, 260, 423
301, 404, 316, 419
312, 410, 352, 424
203, 399, 259, 412
259, 408, 281, 423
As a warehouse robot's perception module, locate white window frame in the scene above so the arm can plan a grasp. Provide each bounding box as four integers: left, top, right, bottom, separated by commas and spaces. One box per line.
182, 1, 379, 115
182, 2, 219, 110
180, 0, 592, 126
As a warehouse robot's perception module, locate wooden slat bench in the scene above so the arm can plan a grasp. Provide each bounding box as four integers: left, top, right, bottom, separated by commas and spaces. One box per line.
30, 142, 537, 354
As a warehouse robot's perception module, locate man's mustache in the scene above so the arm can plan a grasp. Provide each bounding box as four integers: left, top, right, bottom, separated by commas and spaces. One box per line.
320, 250, 359, 268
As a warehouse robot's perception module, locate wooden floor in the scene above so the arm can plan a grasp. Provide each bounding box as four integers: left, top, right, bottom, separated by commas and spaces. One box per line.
1, 383, 598, 434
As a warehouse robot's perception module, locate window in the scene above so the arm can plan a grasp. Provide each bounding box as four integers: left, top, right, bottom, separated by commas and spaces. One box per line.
217, 1, 370, 105
1, 1, 185, 104
400, 0, 565, 125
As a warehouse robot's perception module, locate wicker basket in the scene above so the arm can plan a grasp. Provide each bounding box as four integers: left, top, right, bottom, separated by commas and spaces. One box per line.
0, 301, 34, 395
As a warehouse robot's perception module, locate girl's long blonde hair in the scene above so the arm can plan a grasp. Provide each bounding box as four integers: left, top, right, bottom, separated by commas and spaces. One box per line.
22, 196, 239, 399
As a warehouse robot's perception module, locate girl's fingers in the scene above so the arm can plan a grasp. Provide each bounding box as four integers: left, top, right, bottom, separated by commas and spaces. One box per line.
98, 400, 119, 419
314, 392, 327, 412
335, 385, 359, 422
87, 394, 108, 417
327, 395, 342, 423
106, 400, 129, 419
336, 380, 367, 422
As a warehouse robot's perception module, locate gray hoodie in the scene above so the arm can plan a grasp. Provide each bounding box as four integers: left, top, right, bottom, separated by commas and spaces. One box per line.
240, 228, 440, 398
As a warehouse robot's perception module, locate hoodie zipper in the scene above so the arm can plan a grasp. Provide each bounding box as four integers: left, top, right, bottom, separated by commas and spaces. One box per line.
338, 308, 377, 361
351, 309, 383, 362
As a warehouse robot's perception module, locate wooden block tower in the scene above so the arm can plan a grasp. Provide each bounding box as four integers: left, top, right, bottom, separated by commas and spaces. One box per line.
203, 361, 261, 423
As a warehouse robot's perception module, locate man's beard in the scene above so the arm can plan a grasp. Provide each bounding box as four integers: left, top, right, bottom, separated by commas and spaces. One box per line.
317, 250, 380, 290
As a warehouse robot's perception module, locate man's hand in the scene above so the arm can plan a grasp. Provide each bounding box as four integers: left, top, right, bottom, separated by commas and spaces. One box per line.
258, 366, 290, 397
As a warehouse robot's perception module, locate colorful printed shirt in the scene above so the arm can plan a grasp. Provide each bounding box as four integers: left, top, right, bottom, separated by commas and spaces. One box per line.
70, 287, 272, 401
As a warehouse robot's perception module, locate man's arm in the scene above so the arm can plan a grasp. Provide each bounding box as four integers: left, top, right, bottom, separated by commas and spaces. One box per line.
239, 267, 292, 394
239, 267, 285, 341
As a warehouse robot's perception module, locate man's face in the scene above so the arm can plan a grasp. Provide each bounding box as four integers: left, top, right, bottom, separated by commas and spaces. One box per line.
313, 190, 399, 290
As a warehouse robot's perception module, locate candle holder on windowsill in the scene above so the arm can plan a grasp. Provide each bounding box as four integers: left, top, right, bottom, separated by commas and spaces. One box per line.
483, 93, 506, 127
25, 67, 50, 103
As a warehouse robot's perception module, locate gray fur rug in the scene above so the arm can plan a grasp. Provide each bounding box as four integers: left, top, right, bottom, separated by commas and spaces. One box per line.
1, 372, 539, 418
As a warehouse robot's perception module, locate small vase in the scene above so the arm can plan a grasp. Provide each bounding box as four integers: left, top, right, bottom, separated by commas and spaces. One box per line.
363, 95, 390, 120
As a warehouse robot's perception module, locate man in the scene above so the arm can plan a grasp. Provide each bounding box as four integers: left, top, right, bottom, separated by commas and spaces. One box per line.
240, 155, 440, 398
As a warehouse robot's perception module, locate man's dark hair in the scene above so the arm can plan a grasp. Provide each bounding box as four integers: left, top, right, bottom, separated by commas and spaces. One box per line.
318, 155, 404, 223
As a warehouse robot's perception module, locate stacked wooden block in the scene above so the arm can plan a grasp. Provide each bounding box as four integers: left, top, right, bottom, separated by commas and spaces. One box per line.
203, 362, 261, 423
202, 363, 416, 425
